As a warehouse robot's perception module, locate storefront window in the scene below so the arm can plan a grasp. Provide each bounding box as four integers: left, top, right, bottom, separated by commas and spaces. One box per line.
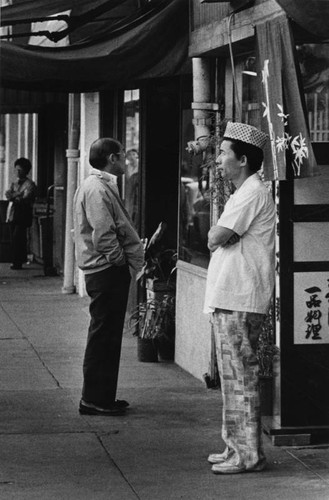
123, 89, 140, 229
241, 46, 329, 146
178, 108, 210, 269
241, 55, 260, 128
297, 44, 329, 144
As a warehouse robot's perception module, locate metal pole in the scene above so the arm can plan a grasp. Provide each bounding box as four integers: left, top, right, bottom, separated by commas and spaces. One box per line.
62, 93, 80, 294
192, 57, 211, 140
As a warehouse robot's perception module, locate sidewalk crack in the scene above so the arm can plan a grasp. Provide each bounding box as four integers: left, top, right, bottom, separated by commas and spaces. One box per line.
0, 303, 61, 388
97, 434, 141, 499
285, 449, 329, 484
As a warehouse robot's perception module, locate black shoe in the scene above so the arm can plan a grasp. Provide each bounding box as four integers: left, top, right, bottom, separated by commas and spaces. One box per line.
10, 264, 23, 270
114, 399, 130, 409
79, 399, 126, 416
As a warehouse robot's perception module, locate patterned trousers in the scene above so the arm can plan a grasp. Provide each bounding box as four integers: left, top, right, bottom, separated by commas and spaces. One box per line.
212, 309, 266, 470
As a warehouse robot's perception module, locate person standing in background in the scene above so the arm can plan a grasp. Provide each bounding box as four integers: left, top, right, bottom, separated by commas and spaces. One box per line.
5, 157, 37, 270
124, 148, 139, 228
204, 122, 275, 474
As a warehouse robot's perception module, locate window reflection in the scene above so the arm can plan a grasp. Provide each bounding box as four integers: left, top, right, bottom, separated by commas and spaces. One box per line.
123, 89, 140, 229
125, 148, 139, 227
242, 54, 260, 127
178, 109, 210, 269
297, 44, 329, 143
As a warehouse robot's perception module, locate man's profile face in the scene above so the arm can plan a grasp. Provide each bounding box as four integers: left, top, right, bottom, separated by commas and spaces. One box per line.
216, 140, 242, 183
112, 148, 126, 176
126, 150, 138, 168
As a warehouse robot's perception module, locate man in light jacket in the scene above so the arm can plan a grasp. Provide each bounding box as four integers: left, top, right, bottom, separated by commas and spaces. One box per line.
74, 138, 144, 416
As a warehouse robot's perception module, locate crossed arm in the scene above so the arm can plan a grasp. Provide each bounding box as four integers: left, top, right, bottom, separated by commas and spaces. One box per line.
207, 225, 240, 252
5, 187, 21, 201
5, 183, 36, 203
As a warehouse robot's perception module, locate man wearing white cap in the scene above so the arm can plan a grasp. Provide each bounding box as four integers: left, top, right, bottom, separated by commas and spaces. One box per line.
204, 122, 275, 474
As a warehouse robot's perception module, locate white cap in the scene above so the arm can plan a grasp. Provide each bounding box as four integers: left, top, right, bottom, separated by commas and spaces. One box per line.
224, 122, 268, 149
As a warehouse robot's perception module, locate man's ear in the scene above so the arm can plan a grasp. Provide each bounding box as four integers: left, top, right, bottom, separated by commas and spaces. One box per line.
240, 154, 248, 167
108, 153, 116, 164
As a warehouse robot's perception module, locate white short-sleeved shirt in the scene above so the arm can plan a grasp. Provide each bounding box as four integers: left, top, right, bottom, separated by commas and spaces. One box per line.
203, 173, 275, 315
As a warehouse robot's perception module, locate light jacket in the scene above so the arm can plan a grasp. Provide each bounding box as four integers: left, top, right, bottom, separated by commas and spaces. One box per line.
6, 177, 37, 227
73, 169, 144, 274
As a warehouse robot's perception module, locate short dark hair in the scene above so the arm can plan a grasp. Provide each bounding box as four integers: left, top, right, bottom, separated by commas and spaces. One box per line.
225, 138, 264, 172
126, 148, 138, 156
14, 157, 32, 174
89, 138, 122, 170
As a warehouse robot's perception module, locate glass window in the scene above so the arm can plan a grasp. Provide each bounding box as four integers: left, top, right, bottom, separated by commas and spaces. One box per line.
122, 89, 140, 230
178, 108, 210, 269
294, 44, 329, 203
178, 53, 268, 269
0, 112, 38, 199
241, 55, 260, 128
297, 44, 329, 144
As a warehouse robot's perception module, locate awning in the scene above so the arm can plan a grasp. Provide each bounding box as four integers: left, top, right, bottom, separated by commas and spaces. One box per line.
276, 0, 329, 39
1, 0, 120, 21
0, 0, 189, 92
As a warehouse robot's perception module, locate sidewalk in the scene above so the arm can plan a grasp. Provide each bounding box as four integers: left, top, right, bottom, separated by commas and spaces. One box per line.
0, 262, 328, 500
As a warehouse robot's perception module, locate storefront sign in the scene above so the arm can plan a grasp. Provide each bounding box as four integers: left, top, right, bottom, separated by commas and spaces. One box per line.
294, 272, 329, 345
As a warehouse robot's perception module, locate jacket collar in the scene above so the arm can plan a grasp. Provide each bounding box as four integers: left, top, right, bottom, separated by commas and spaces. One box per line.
89, 168, 117, 185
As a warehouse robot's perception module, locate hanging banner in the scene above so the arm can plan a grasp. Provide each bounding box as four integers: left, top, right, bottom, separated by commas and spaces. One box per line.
256, 14, 319, 180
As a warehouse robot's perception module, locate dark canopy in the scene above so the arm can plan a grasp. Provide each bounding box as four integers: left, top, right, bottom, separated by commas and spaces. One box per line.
276, 0, 329, 39
1, 0, 123, 21
0, 0, 189, 92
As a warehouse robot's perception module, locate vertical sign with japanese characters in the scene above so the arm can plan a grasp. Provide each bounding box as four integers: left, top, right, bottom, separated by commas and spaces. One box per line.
294, 272, 329, 345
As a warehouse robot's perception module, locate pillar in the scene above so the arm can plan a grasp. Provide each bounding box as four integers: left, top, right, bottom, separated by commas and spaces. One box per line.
192, 57, 212, 140
62, 94, 80, 294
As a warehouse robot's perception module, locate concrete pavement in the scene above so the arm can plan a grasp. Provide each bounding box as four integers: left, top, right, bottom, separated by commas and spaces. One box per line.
0, 262, 328, 500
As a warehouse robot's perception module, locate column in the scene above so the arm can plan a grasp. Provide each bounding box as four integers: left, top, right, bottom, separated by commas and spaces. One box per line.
62, 93, 80, 294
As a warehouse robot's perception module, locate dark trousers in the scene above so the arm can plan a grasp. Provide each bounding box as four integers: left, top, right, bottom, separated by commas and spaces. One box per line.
10, 223, 28, 266
83, 265, 131, 406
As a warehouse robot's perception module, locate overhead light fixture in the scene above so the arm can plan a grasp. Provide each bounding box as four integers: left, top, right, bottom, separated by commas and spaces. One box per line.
242, 70, 257, 76
242, 56, 257, 76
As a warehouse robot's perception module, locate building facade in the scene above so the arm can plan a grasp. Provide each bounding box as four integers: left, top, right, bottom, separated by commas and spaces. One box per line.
1, 0, 328, 444
175, 0, 329, 444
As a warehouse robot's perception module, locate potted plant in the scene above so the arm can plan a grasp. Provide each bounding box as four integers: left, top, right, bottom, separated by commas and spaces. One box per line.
152, 294, 175, 361
257, 304, 280, 416
140, 222, 177, 294
131, 221, 177, 361
129, 294, 176, 362
130, 300, 158, 362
